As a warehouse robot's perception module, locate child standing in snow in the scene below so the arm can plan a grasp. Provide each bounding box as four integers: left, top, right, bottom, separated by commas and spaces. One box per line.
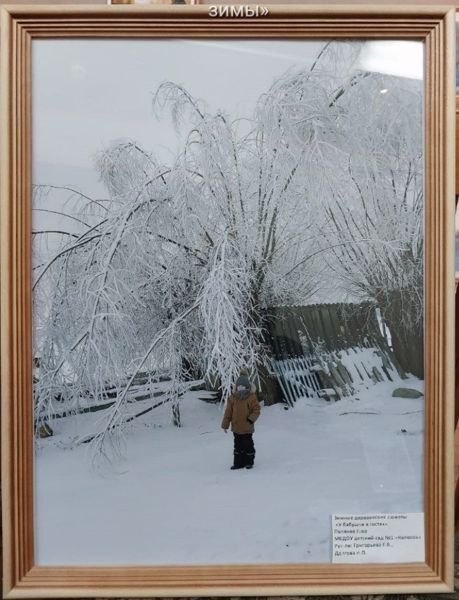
221, 373, 261, 470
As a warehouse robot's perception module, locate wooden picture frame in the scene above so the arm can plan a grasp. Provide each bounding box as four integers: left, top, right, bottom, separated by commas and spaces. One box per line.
454, 6, 459, 534
1, 3, 456, 597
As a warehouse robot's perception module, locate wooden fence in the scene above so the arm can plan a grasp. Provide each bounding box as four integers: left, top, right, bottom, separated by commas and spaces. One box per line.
267, 301, 388, 356
266, 302, 405, 405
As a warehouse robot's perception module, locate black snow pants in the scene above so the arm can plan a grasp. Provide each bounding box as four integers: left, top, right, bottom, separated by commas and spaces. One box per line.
233, 433, 255, 468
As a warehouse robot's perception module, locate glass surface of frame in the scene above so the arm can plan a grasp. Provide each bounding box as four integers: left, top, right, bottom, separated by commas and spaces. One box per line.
32, 36, 426, 566
0, 3, 455, 598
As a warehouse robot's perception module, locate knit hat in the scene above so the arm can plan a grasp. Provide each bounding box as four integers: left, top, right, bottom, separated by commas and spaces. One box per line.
236, 375, 251, 390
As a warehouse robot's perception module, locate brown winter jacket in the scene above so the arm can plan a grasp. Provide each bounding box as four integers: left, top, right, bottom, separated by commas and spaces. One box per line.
221, 389, 261, 434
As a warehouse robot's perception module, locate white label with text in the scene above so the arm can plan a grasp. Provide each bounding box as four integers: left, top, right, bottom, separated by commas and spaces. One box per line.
332, 513, 424, 563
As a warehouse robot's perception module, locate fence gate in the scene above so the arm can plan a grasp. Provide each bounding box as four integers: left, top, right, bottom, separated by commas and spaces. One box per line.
271, 356, 322, 406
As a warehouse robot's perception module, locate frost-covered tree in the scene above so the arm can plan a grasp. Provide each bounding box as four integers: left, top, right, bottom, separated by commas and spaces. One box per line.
32, 41, 423, 463
319, 74, 423, 376
256, 42, 423, 376
242, 43, 423, 376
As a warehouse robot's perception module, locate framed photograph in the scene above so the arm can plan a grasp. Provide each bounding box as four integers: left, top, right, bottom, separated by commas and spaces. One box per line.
1, 2, 455, 597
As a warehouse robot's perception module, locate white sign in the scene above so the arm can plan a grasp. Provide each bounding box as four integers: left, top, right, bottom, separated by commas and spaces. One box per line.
332, 513, 425, 563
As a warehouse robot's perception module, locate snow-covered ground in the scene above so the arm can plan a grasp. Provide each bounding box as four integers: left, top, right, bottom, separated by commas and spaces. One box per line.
35, 377, 424, 565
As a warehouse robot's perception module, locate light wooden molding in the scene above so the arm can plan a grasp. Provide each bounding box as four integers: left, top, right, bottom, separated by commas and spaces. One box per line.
0, 4, 455, 598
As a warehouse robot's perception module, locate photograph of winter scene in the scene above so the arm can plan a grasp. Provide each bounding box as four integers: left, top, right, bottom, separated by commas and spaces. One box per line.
32, 39, 424, 566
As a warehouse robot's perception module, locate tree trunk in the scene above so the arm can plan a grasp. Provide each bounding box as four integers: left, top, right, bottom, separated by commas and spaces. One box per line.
256, 306, 284, 405
380, 290, 423, 378
257, 362, 283, 406
172, 402, 181, 427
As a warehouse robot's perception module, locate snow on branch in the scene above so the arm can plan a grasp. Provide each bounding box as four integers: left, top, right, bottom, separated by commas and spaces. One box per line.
200, 233, 263, 401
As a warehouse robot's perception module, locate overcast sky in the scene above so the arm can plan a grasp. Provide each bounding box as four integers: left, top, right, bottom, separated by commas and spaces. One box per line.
32, 38, 423, 196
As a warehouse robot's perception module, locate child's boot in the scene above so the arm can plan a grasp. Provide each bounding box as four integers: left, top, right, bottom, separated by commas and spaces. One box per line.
231, 451, 244, 470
